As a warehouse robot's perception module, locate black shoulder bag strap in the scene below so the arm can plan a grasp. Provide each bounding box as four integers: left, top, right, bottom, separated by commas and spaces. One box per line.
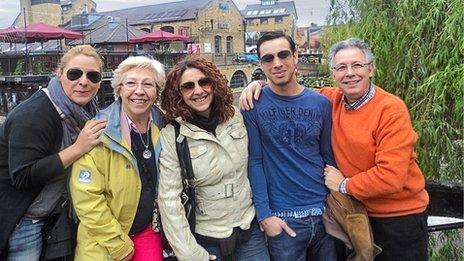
172, 121, 196, 233
172, 122, 236, 261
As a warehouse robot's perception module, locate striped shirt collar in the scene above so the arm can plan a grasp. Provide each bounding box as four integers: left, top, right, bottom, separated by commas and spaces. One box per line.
343, 83, 375, 110
124, 111, 153, 133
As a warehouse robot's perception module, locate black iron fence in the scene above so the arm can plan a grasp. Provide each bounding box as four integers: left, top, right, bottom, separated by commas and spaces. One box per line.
0, 52, 255, 75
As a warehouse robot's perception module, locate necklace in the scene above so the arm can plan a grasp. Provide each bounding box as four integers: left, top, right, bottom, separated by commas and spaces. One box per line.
138, 130, 152, 159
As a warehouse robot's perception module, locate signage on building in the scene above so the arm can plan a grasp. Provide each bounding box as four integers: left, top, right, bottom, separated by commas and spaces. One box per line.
203, 43, 212, 53
219, 3, 230, 10
187, 44, 201, 54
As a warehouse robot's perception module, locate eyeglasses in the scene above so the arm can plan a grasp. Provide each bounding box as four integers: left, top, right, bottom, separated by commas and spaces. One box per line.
122, 80, 157, 90
260, 50, 293, 63
66, 68, 102, 83
180, 77, 213, 91
332, 62, 372, 73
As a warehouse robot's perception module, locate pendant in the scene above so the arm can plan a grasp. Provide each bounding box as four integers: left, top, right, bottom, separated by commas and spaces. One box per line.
142, 149, 152, 159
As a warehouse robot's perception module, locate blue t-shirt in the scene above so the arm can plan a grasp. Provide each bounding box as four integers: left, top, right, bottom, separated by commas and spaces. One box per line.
242, 86, 336, 221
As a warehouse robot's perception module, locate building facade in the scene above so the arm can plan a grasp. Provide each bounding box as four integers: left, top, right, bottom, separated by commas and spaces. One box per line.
14, 0, 96, 27
242, 0, 298, 52
69, 0, 245, 55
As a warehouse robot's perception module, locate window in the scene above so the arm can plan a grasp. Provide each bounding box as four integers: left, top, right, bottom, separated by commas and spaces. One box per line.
178, 26, 189, 36
246, 11, 253, 15
261, 0, 276, 6
260, 18, 268, 24
275, 16, 283, 23
230, 71, 247, 88
245, 32, 260, 45
214, 35, 222, 54
226, 36, 233, 54
160, 26, 174, 33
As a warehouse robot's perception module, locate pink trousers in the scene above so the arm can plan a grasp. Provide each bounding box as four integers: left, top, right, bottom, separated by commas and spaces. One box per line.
129, 226, 163, 261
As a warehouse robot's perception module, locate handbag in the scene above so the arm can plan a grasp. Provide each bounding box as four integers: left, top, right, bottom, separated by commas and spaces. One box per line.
172, 121, 196, 233
40, 88, 78, 260
40, 195, 77, 260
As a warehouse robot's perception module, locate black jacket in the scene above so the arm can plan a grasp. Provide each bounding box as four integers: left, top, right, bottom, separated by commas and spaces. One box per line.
0, 90, 65, 256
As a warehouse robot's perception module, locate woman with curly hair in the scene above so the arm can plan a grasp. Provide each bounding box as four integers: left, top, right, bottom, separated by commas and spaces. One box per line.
158, 57, 269, 261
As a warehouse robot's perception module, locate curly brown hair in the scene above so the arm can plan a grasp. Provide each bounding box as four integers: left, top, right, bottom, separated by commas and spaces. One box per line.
161, 56, 234, 123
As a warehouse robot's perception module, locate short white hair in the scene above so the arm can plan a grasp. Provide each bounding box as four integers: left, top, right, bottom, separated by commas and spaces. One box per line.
112, 56, 165, 98
328, 38, 375, 68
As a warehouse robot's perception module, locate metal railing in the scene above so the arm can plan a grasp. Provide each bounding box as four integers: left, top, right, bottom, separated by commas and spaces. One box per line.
0, 51, 259, 75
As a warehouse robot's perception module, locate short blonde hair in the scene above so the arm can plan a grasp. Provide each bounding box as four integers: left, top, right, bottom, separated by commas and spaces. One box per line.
56, 45, 103, 75
112, 56, 165, 98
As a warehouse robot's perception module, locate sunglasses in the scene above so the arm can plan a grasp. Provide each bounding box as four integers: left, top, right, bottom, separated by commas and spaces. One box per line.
260, 50, 293, 63
66, 68, 102, 84
180, 77, 213, 90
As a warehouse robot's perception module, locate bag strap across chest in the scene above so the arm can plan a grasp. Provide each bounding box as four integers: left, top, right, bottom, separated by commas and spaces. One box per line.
172, 121, 196, 233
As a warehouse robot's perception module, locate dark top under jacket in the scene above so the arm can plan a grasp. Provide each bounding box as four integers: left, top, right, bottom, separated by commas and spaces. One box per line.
0, 90, 65, 255
129, 130, 157, 235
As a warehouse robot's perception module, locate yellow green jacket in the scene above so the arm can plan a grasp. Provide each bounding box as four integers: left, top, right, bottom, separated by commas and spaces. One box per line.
70, 100, 164, 261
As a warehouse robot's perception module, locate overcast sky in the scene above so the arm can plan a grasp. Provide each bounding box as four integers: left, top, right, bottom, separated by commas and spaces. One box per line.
0, 0, 330, 28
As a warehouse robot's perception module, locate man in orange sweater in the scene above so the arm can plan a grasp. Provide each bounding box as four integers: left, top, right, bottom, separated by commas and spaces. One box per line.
321, 38, 429, 260
240, 38, 429, 260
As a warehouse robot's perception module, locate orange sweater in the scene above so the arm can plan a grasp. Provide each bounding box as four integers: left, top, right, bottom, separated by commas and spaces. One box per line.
319, 86, 429, 217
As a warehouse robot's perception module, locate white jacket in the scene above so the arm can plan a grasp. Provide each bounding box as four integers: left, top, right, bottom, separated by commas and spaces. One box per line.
158, 109, 255, 261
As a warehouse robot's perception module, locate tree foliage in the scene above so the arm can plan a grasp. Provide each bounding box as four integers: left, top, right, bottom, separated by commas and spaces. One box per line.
322, 0, 463, 181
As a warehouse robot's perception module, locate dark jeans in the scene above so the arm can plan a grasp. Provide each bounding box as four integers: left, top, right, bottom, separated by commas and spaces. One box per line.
370, 211, 428, 261
267, 215, 342, 261
202, 219, 270, 261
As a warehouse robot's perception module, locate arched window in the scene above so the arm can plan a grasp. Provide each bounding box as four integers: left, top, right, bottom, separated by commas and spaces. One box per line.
214, 35, 222, 54
252, 68, 266, 81
160, 26, 174, 33
226, 36, 233, 54
230, 70, 247, 88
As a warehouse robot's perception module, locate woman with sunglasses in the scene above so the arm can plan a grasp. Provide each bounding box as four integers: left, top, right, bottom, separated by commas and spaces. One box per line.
158, 57, 269, 261
0, 45, 106, 260
69, 56, 165, 261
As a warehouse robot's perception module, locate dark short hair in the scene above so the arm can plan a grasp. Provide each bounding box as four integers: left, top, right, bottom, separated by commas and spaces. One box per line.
256, 32, 296, 58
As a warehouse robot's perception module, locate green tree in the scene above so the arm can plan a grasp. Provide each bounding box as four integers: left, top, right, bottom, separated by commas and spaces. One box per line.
14, 59, 25, 75
322, 0, 463, 182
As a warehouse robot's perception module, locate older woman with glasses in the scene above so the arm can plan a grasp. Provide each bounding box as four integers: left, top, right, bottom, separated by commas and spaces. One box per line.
158, 57, 269, 261
0, 45, 106, 260
70, 56, 165, 261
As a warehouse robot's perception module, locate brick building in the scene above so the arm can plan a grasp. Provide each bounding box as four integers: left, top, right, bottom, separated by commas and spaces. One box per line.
69, 0, 245, 55
13, 0, 96, 27
242, 0, 298, 52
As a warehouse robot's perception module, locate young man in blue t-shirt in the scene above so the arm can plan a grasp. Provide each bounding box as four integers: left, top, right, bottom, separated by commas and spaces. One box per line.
242, 32, 342, 260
